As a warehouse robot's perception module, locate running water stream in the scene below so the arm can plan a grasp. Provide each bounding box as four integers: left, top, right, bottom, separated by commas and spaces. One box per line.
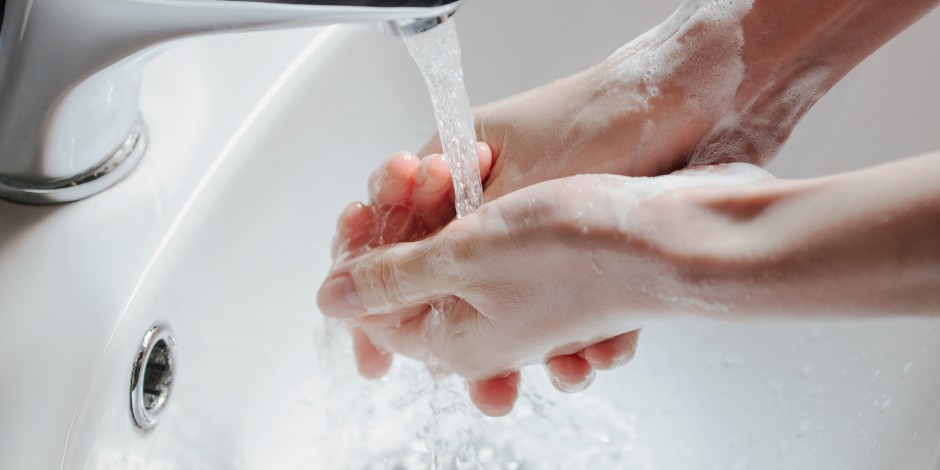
404, 19, 484, 219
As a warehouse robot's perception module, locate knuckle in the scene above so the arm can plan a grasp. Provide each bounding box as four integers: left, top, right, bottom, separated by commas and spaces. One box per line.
351, 251, 407, 311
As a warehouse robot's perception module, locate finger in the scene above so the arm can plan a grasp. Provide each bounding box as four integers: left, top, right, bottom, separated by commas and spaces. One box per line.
351, 327, 393, 380
546, 355, 595, 393
368, 152, 420, 205
444, 142, 494, 208
332, 202, 374, 259
372, 203, 417, 247
451, 141, 494, 208
354, 299, 482, 375
318, 273, 367, 318
414, 143, 493, 229
413, 154, 456, 228
466, 371, 520, 417
317, 238, 454, 317
347, 305, 426, 328
476, 141, 494, 183
581, 330, 641, 370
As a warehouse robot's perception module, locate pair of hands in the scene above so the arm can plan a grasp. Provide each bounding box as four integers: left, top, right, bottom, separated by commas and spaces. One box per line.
316, 66, 775, 415
317, 141, 645, 416
314, 5, 771, 414
315, 0, 758, 415
317, 139, 772, 417
316, 0, 940, 417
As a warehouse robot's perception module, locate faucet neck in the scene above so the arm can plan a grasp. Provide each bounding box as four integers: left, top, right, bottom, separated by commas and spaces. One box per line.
0, 0, 462, 204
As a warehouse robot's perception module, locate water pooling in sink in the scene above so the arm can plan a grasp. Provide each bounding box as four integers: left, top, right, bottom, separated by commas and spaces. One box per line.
310, 19, 640, 469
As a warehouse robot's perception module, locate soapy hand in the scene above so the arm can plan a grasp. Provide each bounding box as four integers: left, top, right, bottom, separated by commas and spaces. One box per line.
320, 143, 640, 416
316, 0, 940, 417
314, 0, 816, 416
320, 161, 774, 415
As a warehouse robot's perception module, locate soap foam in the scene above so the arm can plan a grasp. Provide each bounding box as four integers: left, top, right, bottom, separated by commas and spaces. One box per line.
603, 0, 752, 118
603, 0, 832, 167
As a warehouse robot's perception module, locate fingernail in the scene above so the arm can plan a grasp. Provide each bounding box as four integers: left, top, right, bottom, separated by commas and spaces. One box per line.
317, 275, 364, 317
414, 163, 429, 188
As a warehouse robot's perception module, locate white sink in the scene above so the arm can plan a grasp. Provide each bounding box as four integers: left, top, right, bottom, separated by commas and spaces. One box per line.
2, 1, 939, 468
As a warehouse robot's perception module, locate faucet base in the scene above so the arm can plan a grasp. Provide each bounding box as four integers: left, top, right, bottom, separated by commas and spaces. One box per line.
0, 118, 148, 205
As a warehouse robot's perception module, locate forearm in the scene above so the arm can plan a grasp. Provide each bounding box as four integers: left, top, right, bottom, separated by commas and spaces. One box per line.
740, 0, 940, 100
724, 0, 940, 163
586, 0, 939, 170
696, 151, 940, 317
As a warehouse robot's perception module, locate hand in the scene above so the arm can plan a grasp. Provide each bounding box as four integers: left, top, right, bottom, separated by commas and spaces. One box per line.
415, 54, 716, 202
320, 143, 639, 416
320, 163, 774, 414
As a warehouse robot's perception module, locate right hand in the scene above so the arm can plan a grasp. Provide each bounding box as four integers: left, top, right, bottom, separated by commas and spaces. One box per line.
322, 144, 641, 415
417, 64, 715, 203
321, 16, 749, 414
321, 164, 776, 413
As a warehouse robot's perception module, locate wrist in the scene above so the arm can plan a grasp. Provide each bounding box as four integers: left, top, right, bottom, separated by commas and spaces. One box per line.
685, 153, 940, 317
691, 0, 938, 165
563, 167, 779, 319
584, 1, 755, 175
670, 174, 836, 318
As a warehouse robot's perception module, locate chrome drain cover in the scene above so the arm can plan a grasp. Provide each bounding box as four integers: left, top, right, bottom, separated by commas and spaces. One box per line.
130, 322, 176, 430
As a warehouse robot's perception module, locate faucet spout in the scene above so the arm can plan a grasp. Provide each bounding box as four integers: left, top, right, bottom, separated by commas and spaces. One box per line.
0, 0, 462, 204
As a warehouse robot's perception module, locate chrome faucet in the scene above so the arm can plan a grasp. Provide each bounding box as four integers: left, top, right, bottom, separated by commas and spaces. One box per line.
0, 0, 462, 204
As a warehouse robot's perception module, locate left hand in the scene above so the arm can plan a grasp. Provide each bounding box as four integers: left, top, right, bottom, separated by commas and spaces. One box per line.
319, 163, 773, 415
320, 143, 639, 416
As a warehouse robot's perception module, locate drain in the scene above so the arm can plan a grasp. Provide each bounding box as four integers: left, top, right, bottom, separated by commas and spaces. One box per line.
130, 322, 176, 430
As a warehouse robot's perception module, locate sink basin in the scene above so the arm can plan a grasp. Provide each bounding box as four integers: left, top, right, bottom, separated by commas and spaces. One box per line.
2, 1, 939, 468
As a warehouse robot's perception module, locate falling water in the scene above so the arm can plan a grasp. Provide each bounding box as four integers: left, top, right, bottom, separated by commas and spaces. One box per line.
402, 18, 486, 469
403, 18, 484, 218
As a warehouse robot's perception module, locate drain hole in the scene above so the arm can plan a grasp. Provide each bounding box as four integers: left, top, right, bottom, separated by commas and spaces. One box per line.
131, 322, 176, 430
142, 339, 173, 412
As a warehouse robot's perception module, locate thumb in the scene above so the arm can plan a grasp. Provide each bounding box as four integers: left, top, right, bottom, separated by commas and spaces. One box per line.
317, 240, 452, 318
